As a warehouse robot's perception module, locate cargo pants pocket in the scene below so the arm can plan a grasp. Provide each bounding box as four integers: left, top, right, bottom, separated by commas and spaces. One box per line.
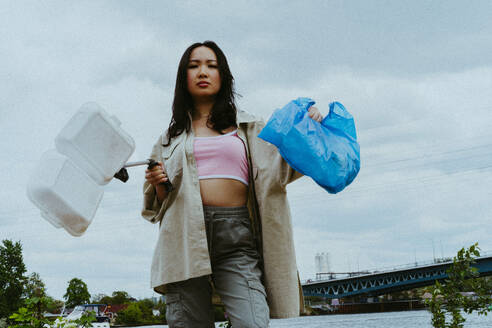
247, 279, 269, 327
165, 293, 185, 328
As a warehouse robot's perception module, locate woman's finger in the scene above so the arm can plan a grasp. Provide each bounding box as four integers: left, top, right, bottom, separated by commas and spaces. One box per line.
154, 174, 169, 185
146, 169, 167, 183
309, 111, 323, 122
308, 107, 323, 122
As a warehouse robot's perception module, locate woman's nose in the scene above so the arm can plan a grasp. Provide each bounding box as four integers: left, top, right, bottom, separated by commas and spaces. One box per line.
198, 66, 208, 77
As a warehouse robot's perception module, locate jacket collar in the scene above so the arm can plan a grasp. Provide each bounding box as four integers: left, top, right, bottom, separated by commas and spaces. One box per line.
237, 109, 259, 124
163, 109, 259, 145
188, 108, 258, 124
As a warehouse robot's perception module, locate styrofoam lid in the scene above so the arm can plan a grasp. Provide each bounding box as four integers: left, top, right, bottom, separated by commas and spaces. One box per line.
55, 102, 135, 185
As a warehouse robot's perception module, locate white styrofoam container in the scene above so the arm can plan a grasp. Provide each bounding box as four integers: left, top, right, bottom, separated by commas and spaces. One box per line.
27, 150, 104, 237
55, 102, 135, 185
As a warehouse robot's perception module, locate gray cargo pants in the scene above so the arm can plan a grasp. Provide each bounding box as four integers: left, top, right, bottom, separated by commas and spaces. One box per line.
165, 205, 270, 328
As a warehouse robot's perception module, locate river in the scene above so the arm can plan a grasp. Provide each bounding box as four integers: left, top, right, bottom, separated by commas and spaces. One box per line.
137, 310, 492, 327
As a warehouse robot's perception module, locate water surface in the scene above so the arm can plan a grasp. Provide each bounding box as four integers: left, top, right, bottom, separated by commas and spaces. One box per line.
139, 310, 492, 327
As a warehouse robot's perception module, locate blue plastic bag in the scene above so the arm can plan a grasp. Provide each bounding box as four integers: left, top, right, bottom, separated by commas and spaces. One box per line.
258, 97, 360, 193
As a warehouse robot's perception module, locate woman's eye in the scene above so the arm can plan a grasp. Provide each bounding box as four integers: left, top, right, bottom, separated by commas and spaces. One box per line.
208, 64, 218, 68
188, 65, 198, 69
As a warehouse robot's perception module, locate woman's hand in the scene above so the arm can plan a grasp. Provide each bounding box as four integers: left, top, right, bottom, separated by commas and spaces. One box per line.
308, 106, 323, 122
145, 162, 169, 187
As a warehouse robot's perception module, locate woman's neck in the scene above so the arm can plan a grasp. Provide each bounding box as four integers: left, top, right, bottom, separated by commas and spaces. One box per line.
192, 99, 214, 120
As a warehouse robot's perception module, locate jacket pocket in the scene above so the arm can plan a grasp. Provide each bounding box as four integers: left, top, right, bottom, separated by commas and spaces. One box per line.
161, 142, 183, 186
253, 166, 259, 181
162, 140, 179, 159
165, 293, 185, 327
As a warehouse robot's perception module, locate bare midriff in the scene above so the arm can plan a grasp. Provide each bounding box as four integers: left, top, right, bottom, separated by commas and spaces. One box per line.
199, 178, 248, 207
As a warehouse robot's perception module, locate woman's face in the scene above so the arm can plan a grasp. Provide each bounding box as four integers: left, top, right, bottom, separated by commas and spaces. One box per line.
187, 46, 221, 101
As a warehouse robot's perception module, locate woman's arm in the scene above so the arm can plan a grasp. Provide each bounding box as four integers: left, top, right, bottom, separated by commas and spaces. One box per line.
145, 162, 169, 204
141, 135, 169, 223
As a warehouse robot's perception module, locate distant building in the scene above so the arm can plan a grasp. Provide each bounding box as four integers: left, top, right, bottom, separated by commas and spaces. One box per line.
315, 252, 331, 273
151, 295, 166, 304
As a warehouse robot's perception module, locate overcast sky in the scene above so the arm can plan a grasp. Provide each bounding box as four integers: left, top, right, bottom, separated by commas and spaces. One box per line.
1, 0, 492, 301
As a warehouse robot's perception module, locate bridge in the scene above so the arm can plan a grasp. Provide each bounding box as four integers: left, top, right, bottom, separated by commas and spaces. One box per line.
302, 255, 492, 299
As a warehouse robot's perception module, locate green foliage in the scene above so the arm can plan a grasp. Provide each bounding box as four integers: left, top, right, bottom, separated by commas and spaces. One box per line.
41, 296, 64, 315
0, 240, 27, 319
136, 299, 154, 322
51, 311, 95, 328
92, 291, 168, 326
425, 243, 492, 328
8, 296, 52, 328
90, 293, 106, 304
92, 291, 132, 305
63, 278, 90, 308
115, 303, 142, 325
155, 300, 166, 323
8, 298, 95, 328
23, 273, 45, 300
0, 241, 64, 321
92, 295, 112, 305
73, 311, 96, 328
110, 291, 131, 304
17, 272, 61, 315
115, 299, 163, 325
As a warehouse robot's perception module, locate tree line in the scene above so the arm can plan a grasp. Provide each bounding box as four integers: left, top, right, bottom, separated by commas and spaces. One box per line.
0, 239, 227, 326
6, 237, 489, 328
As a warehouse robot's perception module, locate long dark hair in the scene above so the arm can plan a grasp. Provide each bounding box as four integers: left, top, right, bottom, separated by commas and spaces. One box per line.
163, 41, 238, 146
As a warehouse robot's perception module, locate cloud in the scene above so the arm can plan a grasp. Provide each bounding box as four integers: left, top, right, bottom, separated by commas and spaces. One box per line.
2, 1, 492, 300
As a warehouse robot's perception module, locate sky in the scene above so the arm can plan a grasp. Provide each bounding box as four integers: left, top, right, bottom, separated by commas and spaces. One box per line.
1, 0, 492, 301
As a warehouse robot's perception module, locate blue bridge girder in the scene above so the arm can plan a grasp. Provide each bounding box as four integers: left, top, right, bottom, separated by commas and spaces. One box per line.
302, 256, 492, 299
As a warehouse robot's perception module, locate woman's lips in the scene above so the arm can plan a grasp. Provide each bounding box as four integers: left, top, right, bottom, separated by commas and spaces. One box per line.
197, 82, 209, 87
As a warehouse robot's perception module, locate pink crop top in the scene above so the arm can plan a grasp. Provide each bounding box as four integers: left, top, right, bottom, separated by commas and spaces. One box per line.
193, 130, 249, 186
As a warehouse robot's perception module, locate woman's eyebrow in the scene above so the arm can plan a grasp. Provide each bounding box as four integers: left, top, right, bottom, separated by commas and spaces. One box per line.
189, 59, 218, 63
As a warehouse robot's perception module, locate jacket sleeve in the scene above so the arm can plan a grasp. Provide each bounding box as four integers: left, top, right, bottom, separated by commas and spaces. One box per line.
280, 157, 304, 187
251, 119, 304, 188
275, 146, 304, 188
141, 134, 167, 224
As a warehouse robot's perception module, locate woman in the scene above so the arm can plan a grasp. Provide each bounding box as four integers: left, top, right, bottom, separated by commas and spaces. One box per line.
142, 41, 323, 328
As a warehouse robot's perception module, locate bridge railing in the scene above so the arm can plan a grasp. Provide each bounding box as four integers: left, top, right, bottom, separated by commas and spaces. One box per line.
303, 250, 492, 283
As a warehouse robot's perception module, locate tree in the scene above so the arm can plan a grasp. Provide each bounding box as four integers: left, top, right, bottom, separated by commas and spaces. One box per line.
115, 303, 142, 325
426, 243, 492, 328
0, 239, 27, 319
24, 272, 46, 299
91, 291, 133, 305
44, 296, 64, 314
91, 293, 107, 303
136, 299, 154, 322
63, 278, 90, 308
111, 291, 131, 304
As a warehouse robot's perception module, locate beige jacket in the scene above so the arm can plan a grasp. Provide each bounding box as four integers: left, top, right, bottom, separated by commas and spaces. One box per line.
142, 110, 304, 318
